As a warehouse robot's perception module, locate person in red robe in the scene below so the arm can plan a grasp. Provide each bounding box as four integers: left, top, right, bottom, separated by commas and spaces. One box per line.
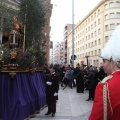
89, 25, 120, 120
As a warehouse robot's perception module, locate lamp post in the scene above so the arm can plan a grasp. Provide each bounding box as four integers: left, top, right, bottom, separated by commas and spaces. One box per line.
72, 0, 74, 67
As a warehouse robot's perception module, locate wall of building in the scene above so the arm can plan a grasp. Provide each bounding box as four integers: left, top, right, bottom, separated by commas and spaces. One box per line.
43, 0, 52, 64
67, 0, 120, 68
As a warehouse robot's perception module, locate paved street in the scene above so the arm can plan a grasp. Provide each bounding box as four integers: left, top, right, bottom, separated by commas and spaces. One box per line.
29, 86, 93, 120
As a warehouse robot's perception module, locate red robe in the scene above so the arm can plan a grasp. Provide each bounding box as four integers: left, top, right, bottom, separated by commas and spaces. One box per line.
89, 71, 120, 120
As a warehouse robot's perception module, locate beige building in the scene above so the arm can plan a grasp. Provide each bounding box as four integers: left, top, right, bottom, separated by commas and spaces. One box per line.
67, 0, 120, 67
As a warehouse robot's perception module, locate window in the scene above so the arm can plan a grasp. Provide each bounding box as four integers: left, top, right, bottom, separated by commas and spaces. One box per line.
95, 31, 97, 36
89, 43, 90, 48
98, 39, 101, 44
98, 19, 100, 24
98, 28, 101, 34
92, 51, 93, 56
88, 35, 90, 39
98, 49, 101, 55
91, 42, 93, 47
105, 36, 109, 42
95, 40, 97, 45
117, 23, 120, 26
88, 18, 90, 22
82, 31, 84, 35
94, 22, 96, 27
98, 9, 100, 14
116, 1, 120, 7
110, 24, 115, 29
104, 4, 108, 9
88, 26, 90, 31
91, 33, 93, 38
110, 13, 114, 18
105, 25, 109, 31
105, 14, 108, 20
91, 24, 93, 29
91, 15, 93, 20
95, 50, 97, 55
89, 52, 90, 56
94, 12, 96, 17
116, 12, 120, 18
109, 2, 114, 8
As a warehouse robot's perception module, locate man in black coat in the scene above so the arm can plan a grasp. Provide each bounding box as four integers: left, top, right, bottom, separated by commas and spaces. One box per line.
74, 66, 84, 93
45, 66, 59, 117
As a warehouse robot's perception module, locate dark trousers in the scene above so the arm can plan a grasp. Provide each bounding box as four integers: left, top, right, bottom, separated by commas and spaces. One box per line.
46, 94, 56, 114
88, 89, 95, 100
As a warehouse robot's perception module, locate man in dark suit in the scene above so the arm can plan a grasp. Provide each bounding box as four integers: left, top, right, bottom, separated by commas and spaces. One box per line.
45, 66, 59, 117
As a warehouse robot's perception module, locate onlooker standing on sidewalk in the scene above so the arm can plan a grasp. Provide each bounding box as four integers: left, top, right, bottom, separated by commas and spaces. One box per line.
74, 66, 84, 93
66, 67, 74, 88
45, 66, 59, 117
86, 67, 97, 101
89, 25, 120, 120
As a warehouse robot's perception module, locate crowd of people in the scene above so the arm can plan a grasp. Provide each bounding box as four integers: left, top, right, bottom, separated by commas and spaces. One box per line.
43, 63, 107, 117
43, 25, 120, 120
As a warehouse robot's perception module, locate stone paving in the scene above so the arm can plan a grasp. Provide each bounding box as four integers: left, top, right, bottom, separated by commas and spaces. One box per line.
29, 86, 93, 120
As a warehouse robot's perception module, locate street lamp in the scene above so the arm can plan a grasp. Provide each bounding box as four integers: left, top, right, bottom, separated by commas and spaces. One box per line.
72, 0, 74, 67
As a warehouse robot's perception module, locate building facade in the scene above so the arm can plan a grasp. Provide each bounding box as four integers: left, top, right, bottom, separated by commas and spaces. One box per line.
52, 24, 72, 66
67, 0, 120, 67
63, 24, 72, 65
53, 42, 61, 64
42, 0, 53, 63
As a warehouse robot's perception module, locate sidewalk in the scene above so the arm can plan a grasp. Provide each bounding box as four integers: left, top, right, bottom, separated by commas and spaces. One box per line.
30, 86, 93, 120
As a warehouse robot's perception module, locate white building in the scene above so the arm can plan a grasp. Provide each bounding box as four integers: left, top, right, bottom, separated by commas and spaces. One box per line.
67, 0, 120, 67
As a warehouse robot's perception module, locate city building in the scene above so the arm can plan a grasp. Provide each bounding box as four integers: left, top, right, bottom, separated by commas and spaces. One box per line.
52, 24, 72, 66
67, 0, 120, 67
63, 24, 72, 65
53, 42, 61, 64
49, 41, 53, 64
42, 0, 53, 64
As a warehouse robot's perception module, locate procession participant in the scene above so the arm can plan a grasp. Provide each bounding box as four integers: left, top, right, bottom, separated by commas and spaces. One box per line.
45, 66, 59, 117
89, 25, 120, 120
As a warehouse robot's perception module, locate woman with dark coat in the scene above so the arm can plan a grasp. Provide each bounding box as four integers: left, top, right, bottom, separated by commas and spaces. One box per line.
86, 67, 97, 101
74, 66, 84, 93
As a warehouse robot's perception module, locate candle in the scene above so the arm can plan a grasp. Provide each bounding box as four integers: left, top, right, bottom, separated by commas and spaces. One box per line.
13, 33, 15, 43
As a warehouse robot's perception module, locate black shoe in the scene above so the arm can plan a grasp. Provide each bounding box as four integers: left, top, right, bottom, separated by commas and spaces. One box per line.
86, 98, 90, 101
52, 113, 55, 117
45, 112, 51, 115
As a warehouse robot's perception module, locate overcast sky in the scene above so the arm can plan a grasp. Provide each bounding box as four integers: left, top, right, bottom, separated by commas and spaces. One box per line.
50, 0, 101, 44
